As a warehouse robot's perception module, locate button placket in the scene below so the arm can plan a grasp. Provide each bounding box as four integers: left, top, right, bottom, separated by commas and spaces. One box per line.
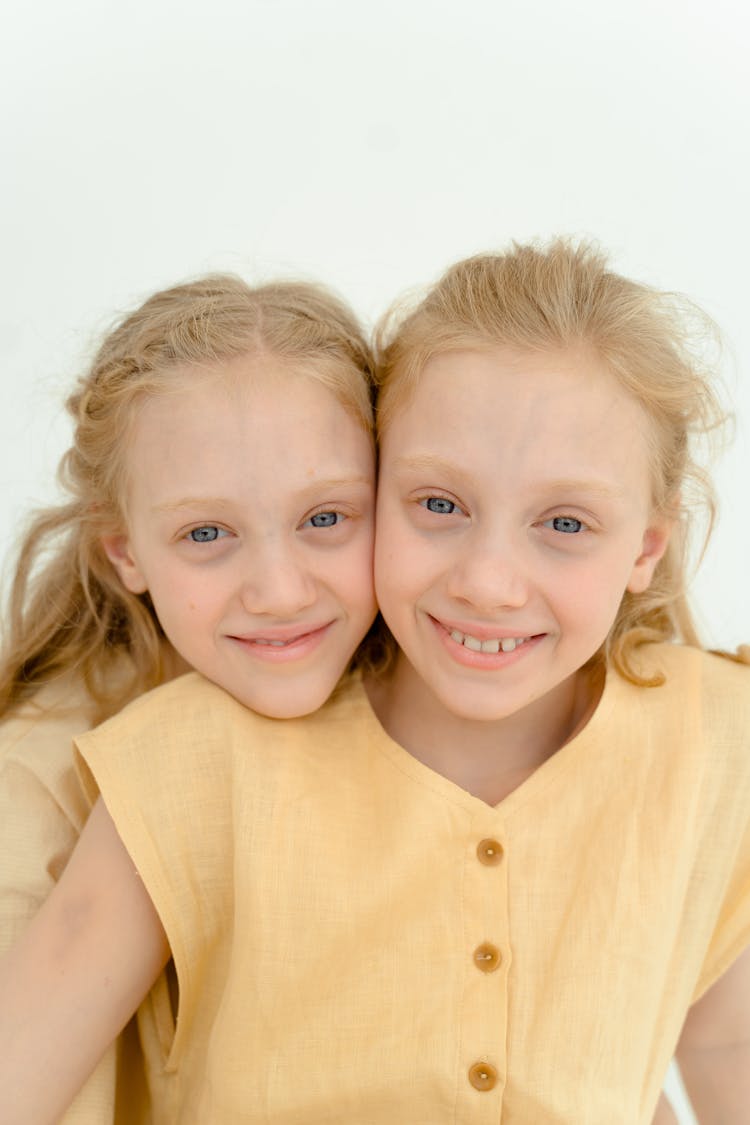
460, 822, 510, 1115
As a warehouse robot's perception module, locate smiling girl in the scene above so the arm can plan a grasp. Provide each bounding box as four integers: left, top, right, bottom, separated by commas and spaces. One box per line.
368, 247, 750, 1120
0, 275, 377, 1123
1, 243, 748, 1124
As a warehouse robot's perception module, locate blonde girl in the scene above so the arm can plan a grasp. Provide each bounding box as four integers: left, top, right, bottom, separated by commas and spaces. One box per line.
370, 242, 750, 1122
1, 242, 748, 1124
0, 274, 377, 1123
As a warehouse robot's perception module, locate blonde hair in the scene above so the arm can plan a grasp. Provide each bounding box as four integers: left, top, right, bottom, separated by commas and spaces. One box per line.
375, 238, 736, 685
0, 275, 375, 722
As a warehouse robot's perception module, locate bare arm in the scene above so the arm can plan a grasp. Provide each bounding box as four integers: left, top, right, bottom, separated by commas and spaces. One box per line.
675, 944, 750, 1124
651, 1091, 680, 1125
0, 797, 169, 1125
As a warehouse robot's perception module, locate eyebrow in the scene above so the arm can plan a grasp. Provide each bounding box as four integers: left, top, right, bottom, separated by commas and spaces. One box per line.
388, 456, 627, 498
389, 455, 474, 481
152, 476, 373, 513
538, 478, 628, 499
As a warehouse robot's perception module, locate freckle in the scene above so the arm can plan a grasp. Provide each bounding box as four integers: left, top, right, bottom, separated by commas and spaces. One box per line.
188, 602, 196, 610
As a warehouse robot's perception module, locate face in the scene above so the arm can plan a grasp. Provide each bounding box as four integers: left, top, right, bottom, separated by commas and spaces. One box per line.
375, 347, 672, 741
102, 354, 377, 719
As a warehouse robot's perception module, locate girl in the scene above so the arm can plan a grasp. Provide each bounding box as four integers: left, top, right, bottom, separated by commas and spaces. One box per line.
0, 274, 377, 1123
2, 241, 749, 1124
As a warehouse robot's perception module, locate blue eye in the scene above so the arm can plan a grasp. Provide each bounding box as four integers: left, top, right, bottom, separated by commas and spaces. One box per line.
421, 497, 456, 515
544, 516, 584, 534
187, 526, 227, 543
307, 511, 343, 528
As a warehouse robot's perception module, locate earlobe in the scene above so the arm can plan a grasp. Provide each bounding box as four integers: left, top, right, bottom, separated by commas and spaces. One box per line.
626, 519, 674, 595
100, 534, 148, 595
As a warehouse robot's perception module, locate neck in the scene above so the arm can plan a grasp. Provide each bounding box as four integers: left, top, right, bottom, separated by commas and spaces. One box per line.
160, 642, 193, 682
365, 656, 602, 807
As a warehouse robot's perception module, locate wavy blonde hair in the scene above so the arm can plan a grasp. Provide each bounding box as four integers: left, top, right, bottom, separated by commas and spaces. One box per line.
374, 239, 739, 685
0, 275, 375, 722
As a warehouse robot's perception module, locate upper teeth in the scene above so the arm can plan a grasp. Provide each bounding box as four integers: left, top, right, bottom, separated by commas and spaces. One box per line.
255, 638, 290, 647
450, 630, 527, 654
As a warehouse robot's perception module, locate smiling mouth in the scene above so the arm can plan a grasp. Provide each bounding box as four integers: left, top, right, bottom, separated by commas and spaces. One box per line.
253, 637, 304, 648
230, 623, 331, 648
448, 629, 532, 654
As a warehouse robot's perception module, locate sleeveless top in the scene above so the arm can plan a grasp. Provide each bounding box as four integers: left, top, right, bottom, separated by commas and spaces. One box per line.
76, 644, 750, 1124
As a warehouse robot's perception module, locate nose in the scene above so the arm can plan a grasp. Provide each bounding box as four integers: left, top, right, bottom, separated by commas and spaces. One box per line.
238, 540, 317, 618
445, 530, 529, 612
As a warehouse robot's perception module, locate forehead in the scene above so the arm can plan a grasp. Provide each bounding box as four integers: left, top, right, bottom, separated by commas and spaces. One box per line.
124, 358, 374, 497
380, 346, 654, 498
135, 353, 363, 436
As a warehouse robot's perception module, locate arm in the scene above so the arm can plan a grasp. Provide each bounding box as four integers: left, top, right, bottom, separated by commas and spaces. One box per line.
651, 1092, 680, 1125
675, 944, 750, 1124
0, 758, 121, 1125
0, 710, 154, 1125
0, 797, 169, 1125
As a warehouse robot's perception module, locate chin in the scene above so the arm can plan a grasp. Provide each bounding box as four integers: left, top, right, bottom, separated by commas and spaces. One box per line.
239, 679, 339, 721
446, 700, 521, 724
422, 676, 531, 723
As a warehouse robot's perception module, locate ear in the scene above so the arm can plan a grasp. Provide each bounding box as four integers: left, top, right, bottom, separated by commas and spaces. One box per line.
100, 533, 148, 594
626, 516, 674, 595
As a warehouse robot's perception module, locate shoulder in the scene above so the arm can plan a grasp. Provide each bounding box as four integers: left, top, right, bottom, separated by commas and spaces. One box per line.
619, 643, 750, 802
99, 670, 248, 723
629, 642, 750, 718
0, 674, 96, 792
75, 670, 369, 792
0, 675, 98, 948
82, 667, 367, 745
77, 671, 267, 765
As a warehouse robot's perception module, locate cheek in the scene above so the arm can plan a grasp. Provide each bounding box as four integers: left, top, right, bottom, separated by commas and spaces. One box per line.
374, 498, 452, 609
318, 535, 376, 613
374, 544, 428, 619
344, 542, 377, 608
373, 502, 399, 578
552, 558, 631, 633
148, 571, 222, 626
373, 536, 401, 607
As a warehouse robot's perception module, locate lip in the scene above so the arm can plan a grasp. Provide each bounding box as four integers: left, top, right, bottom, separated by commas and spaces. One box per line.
437, 617, 537, 642
428, 615, 544, 669
227, 621, 334, 663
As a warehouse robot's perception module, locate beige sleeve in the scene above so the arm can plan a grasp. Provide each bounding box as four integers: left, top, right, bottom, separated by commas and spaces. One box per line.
0, 710, 145, 1125
0, 754, 82, 950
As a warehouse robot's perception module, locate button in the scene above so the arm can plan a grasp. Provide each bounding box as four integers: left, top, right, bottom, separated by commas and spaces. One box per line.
473, 942, 501, 973
468, 1061, 498, 1091
476, 838, 503, 865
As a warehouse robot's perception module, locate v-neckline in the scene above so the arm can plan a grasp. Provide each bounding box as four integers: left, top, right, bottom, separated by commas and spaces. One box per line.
356, 664, 620, 820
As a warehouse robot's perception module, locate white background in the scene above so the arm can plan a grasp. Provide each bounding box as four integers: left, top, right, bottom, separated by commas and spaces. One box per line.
2, 1, 749, 1117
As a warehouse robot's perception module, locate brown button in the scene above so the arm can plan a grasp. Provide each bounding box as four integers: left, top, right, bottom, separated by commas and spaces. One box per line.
476, 838, 503, 865
473, 942, 501, 973
468, 1061, 498, 1091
